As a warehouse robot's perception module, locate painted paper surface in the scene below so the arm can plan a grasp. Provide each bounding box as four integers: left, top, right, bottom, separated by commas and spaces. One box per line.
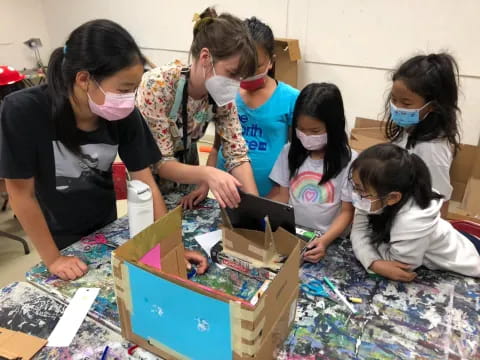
127, 263, 232, 360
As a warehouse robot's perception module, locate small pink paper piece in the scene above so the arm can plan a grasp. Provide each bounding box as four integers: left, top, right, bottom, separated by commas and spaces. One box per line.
139, 244, 162, 270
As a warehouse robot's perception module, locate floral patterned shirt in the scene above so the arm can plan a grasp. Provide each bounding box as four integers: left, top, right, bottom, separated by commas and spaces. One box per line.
136, 60, 250, 171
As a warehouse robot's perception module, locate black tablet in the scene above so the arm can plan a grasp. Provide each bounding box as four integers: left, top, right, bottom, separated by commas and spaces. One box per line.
225, 191, 296, 234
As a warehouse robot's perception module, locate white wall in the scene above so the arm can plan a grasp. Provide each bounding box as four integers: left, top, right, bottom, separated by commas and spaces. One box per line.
0, 0, 51, 70
5, 0, 480, 145
289, 0, 480, 146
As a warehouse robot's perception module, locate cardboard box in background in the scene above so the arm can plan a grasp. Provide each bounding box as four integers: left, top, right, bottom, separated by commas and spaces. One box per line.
449, 144, 480, 202
350, 128, 387, 152
451, 144, 480, 221
349, 117, 388, 152
354, 117, 385, 129
460, 178, 480, 217
112, 207, 301, 360
349, 117, 480, 223
273, 38, 301, 88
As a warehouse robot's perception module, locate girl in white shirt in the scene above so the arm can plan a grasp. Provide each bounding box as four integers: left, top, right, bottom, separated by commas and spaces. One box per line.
350, 144, 480, 281
385, 53, 460, 217
269, 83, 355, 263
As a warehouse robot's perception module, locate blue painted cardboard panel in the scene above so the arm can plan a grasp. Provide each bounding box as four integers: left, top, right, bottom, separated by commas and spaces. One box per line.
126, 263, 233, 360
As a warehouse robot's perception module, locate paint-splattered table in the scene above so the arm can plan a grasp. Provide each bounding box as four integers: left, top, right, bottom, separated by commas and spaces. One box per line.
25, 193, 480, 359
0, 281, 160, 359
278, 240, 480, 359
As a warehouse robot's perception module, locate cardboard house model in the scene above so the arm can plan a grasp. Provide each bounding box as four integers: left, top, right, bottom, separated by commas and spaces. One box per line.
112, 206, 301, 360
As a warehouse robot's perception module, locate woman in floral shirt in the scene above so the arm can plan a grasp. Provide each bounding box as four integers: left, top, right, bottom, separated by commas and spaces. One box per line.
136, 8, 258, 208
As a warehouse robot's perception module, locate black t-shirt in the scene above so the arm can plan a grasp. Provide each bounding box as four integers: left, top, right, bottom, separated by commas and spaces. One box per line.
0, 85, 161, 249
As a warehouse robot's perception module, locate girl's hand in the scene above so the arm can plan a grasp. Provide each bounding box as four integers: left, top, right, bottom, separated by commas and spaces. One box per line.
303, 237, 328, 263
180, 183, 209, 210
202, 167, 242, 209
370, 260, 417, 282
184, 250, 209, 275
48, 255, 88, 280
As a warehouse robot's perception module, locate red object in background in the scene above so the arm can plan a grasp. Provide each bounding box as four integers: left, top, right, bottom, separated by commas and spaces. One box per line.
0, 66, 26, 86
450, 220, 480, 237
199, 145, 212, 153
112, 162, 127, 200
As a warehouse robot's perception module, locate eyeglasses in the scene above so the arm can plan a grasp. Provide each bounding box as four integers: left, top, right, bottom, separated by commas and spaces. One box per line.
353, 189, 377, 200
349, 182, 381, 201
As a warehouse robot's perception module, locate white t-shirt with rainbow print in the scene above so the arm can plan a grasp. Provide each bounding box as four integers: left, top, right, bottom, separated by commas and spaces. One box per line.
270, 143, 356, 233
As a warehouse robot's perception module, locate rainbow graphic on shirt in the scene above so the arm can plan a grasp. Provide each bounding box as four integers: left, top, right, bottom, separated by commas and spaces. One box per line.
290, 171, 335, 204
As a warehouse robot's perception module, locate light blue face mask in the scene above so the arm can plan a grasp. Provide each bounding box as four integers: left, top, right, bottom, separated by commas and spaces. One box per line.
390, 101, 430, 128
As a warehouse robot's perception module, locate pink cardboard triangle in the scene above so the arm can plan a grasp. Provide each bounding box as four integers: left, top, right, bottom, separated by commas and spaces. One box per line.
139, 244, 162, 270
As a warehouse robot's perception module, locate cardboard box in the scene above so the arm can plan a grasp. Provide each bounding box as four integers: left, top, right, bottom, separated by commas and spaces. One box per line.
0, 327, 47, 360
354, 117, 385, 129
273, 38, 301, 88
348, 117, 387, 152
447, 143, 480, 223
112, 206, 301, 360
350, 128, 388, 152
449, 144, 480, 202
460, 177, 480, 218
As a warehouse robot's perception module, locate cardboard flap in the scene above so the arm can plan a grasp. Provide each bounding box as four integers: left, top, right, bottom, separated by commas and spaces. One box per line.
472, 147, 480, 179
450, 144, 479, 184
114, 206, 186, 278
220, 208, 233, 230
349, 133, 387, 152
230, 228, 266, 249
350, 127, 387, 140
354, 117, 383, 128
461, 177, 480, 216
263, 216, 274, 250
349, 117, 387, 153
0, 328, 47, 360
274, 38, 301, 61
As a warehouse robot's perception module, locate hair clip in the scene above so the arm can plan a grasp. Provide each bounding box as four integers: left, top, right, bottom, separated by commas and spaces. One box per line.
63, 45, 67, 55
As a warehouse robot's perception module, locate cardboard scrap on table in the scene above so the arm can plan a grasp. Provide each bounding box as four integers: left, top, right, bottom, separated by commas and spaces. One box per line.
0, 327, 47, 360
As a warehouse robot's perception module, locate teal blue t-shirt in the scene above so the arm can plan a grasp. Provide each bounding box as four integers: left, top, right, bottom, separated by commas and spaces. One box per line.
217, 81, 299, 196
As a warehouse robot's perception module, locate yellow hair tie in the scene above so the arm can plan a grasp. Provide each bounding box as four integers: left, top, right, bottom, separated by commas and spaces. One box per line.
192, 13, 213, 31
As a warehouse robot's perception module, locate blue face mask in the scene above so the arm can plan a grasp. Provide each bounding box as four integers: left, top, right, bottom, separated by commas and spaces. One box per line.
390, 101, 430, 128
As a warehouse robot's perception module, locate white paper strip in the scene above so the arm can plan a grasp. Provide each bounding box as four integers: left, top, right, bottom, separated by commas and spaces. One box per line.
47, 288, 99, 347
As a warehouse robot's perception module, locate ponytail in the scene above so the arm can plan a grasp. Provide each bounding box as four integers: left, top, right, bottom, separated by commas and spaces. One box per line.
47, 46, 80, 155
410, 153, 443, 207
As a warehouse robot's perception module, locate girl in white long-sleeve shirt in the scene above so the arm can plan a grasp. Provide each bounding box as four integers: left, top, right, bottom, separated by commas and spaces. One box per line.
350, 143, 480, 282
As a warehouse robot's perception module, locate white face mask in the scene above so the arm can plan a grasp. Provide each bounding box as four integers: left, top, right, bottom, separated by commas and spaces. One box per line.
295, 129, 328, 151
204, 56, 240, 107
351, 191, 385, 215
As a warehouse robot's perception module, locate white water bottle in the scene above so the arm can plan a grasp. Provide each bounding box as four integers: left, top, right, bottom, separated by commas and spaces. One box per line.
127, 180, 154, 238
